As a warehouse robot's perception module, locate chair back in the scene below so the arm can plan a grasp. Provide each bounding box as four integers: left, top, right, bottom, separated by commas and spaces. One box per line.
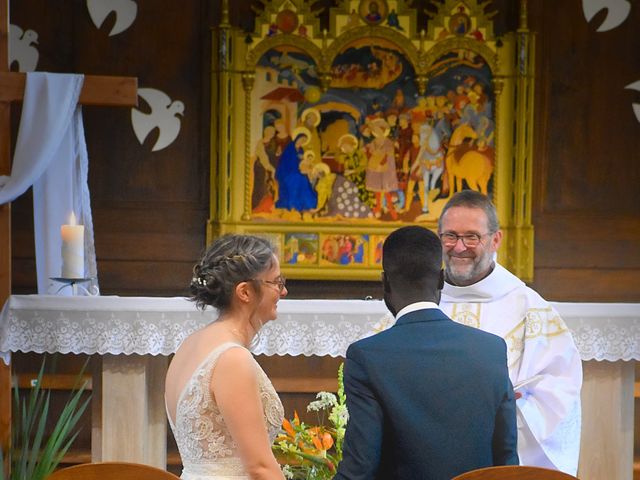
47, 461, 180, 480
452, 465, 578, 480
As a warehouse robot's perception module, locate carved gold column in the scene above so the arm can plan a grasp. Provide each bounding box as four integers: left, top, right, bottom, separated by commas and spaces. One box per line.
416, 74, 428, 96
209, 0, 233, 241
319, 71, 332, 92
241, 73, 255, 221
491, 75, 504, 203
512, 0, 535, 281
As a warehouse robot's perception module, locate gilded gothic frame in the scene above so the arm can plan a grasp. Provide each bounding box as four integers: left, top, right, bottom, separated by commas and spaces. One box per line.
210, 0, 535, 281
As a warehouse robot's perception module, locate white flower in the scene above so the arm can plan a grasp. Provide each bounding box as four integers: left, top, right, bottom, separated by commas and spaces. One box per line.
282, 464, 294, 479
329, 403, 349, 429
335, 404, 349, 423
307, 391, 337, 412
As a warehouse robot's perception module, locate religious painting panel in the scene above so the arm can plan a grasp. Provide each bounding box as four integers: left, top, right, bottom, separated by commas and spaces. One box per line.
422, 49, 496, 215
250, 45, 322, 221
319, 233, 369, 267
369, 234, 385, 267
359, 0, 388, 26
283, 232, 318, 266
211, 0, 534, 280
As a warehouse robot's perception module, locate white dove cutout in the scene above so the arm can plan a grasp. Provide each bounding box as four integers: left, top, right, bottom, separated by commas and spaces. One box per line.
9, 24, 39, 72
583, 0, 631, 32
87, 0, 137, 36
131, 88, 185, 152
625, 81, 640, 124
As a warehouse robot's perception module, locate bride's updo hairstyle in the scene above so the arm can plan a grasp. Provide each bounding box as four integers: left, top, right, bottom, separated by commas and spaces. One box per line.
190, 234, 275, 311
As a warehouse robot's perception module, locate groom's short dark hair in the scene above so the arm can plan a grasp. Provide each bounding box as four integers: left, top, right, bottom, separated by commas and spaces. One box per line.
382, 226, 441, 289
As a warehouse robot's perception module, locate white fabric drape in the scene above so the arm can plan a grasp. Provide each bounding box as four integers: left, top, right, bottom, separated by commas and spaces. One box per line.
0, 72, 98, 294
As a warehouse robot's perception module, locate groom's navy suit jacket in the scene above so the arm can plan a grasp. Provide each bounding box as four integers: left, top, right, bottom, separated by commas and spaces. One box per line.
334, 307, 518, 480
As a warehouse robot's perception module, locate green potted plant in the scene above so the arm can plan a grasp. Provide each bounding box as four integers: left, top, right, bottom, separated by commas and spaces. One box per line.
0, 357, 90, 480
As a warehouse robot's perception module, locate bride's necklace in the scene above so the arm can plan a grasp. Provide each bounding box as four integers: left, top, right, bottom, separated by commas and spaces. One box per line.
216, 314, 257, 347
219, 322, 253, 347
228, 327, 248, 345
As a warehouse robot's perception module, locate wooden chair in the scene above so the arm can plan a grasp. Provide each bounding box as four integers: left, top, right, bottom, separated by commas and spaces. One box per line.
452, 465, 579, 480
47, 461, 180, 480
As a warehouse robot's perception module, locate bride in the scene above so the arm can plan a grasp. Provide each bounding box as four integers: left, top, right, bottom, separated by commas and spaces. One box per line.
165, 234, 287, 479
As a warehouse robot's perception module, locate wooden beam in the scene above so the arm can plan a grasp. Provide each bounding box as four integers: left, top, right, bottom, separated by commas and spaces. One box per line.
0, 72, 138, 107
270, 376, 338, 393
15, 373, 93, 391
59, 450, 92, 465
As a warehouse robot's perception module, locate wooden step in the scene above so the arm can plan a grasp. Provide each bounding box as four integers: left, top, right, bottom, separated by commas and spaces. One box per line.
270, 376, 337, 393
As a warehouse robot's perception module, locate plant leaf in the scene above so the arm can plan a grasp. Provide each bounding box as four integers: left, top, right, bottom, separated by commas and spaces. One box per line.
9, 355, 90, 480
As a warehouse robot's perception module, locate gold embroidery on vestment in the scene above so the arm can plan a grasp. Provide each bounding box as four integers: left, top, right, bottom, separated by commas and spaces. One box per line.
450, 303, 481, 329
523, 308, 569, 340
503, 319, 525, 368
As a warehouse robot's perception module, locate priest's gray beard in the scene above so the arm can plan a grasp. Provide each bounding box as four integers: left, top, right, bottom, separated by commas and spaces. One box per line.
445, 248, 494, 286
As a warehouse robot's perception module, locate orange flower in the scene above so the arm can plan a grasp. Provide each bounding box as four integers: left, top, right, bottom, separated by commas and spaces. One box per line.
282, 418, 296, 438
322, 431, 334, 450
293, 410, 301, 426
312, 435, 324, 451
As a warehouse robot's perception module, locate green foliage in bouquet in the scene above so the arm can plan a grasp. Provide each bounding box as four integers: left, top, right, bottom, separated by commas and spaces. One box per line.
273, 363, 348, 480
0, 357, 91, 480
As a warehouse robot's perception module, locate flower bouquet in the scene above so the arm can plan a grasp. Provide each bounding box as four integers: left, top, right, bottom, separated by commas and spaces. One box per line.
273, 364, 348, 480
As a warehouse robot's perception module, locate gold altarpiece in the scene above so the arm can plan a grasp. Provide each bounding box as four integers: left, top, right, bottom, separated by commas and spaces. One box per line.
209, 0, 535, 281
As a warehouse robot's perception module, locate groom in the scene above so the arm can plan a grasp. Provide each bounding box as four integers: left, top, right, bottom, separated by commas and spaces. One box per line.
334, 226, 518, 480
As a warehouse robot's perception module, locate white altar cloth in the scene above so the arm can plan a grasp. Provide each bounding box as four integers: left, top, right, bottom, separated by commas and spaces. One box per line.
1, 295, 639, 361
1, 295, 639, 479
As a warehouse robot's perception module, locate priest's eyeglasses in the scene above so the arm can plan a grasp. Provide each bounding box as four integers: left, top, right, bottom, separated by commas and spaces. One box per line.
256, 276, 287, 293
439, 232, 490, 248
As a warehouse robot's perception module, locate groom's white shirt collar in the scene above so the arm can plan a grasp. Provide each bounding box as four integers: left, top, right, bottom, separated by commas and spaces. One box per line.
395, 301, 440, 321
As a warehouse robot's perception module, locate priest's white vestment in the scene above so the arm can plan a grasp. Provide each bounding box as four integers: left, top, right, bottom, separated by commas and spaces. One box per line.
440, 263, 582, 475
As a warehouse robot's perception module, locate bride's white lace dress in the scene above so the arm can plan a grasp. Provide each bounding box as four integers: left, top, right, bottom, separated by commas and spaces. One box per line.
168, 342, 284, 479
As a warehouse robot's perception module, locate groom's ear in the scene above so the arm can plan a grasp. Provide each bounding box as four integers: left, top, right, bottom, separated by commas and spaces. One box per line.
382, 271, 391, 293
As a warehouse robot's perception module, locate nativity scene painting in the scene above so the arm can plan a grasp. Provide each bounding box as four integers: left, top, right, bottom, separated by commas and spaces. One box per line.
215, 0, 530, 278
249, 39, 495, 225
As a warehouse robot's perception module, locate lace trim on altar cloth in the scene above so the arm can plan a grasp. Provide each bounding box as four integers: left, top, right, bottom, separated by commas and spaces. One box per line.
1, 297, 639, 361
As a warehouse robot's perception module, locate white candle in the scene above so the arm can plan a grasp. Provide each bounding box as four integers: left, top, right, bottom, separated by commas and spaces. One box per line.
61, 212, 85, 279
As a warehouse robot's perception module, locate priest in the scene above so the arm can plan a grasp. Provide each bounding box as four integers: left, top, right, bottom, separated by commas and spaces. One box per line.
438, 190, 582, 475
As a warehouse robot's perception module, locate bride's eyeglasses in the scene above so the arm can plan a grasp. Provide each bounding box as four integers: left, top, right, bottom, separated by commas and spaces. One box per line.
254, 276, 286, 294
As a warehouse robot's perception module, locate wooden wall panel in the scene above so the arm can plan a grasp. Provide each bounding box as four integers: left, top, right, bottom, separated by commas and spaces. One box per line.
9, 0, 211, 297
532, 2, 640, 215
530, 1, 640, 301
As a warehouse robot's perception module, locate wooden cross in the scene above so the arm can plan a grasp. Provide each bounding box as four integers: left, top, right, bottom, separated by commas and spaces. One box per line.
0, 3, 137, 472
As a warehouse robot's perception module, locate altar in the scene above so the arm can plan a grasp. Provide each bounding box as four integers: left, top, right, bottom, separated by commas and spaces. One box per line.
1, 295, 639, 479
